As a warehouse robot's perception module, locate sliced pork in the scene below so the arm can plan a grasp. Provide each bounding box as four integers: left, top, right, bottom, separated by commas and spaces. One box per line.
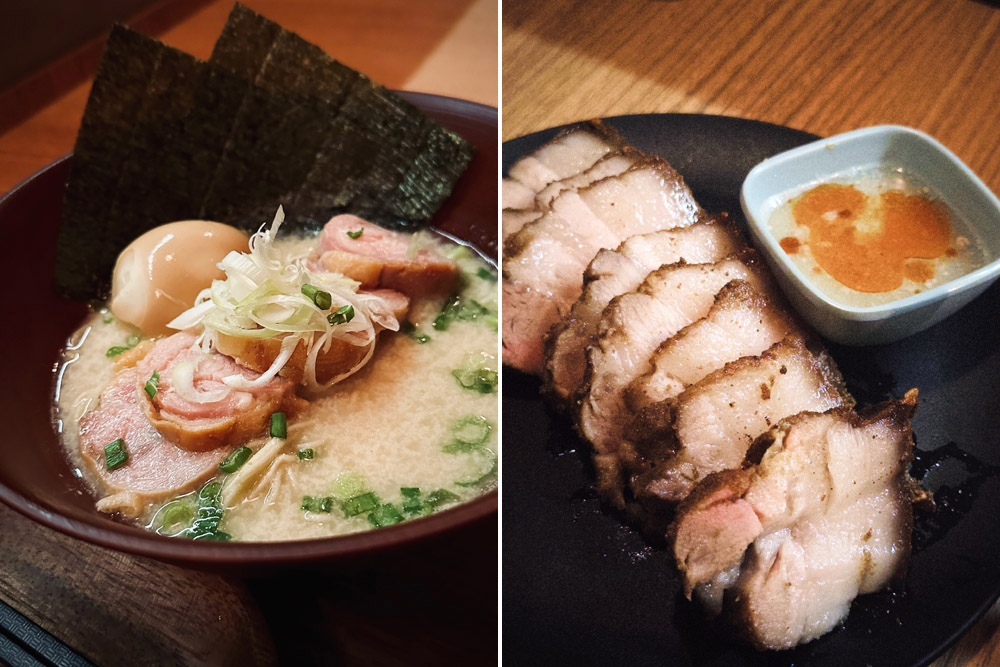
313, 214, 460, 299
631, 336, 852, 504
505, 120, 628, 193
136, 332, 306, 452
671, 392, 918, 649
625, 280, 800, 410
503, 158, 703, 374
502, 178, 537, 210
577, 251, 776, 506
78, 365, 231, 517
533, 149, 642, 211
543, 215, 745, 407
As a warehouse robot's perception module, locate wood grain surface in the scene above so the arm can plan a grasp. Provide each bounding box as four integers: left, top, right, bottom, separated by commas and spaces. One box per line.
0, 1, 497, 665
503, 1, 1000, 665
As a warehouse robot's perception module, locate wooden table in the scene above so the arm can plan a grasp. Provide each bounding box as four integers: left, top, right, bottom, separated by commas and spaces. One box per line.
503, 1, 1000, 665
0, 1, 497, 665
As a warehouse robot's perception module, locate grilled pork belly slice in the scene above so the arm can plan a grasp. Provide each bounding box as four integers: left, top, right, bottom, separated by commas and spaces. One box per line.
533, 150, 642, 210
671, 392, 918, 649
631, 336, 852, 504
502, 178, 536, 210
502, 207, 542, 241
577, 251, 775, 506
503, 158, 703, 374
502, 151, 641, 242
505, 120, 628, 193
543, 215, 745, 407
625, 280, 801, 410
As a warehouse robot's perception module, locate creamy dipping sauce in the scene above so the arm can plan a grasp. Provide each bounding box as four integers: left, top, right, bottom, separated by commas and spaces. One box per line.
53, 229, 498, 542
768, 167, 986, 307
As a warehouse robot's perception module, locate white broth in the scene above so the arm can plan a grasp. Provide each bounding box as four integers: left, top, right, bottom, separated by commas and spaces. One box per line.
53, 229, 498, 541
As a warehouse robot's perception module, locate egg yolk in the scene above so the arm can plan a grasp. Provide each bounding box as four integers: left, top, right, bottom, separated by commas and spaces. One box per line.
110, 220, 249, 335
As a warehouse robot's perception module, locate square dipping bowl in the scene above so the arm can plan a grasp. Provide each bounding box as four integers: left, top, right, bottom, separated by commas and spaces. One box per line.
741, 125, 1000, 346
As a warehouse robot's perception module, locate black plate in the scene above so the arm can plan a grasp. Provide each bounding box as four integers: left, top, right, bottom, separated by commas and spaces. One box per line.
501, 114, 1000, 667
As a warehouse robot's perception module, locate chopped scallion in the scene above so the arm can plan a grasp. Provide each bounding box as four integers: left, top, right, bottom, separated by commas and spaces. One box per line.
297, 448, 315, 460
106, 333, 143, 358
367, 503, 404, 528
104, 438, 129, 470
301, 283, 332, 310
270, 412, 287, 438
301, 495, 334, 513
327, 304, 355, 325
218, 445, 252, 473
476, 267, 496, 281
450, 415, 493, 448
346, 228, 364, 239
144, 370, 160, 398
401, 321, 430, 343
341, 491, 380, 517
452, 367, 498, 394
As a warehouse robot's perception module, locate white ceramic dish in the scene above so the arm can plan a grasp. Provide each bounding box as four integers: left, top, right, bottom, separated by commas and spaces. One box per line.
741, 125, 1000, 345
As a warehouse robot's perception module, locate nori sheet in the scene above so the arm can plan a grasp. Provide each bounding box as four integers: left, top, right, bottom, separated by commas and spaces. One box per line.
55, 4, 475, 300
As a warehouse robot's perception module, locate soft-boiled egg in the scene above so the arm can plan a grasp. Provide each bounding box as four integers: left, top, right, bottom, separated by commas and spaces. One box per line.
110, 220, 249, 335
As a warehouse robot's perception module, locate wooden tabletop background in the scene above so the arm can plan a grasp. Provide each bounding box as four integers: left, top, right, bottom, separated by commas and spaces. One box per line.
504, 0, 1000, 665
0, 1, 496, 666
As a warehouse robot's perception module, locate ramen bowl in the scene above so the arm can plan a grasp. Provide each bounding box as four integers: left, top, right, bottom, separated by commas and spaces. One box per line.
0, 93, 497, 571
741, 125, 1000, 346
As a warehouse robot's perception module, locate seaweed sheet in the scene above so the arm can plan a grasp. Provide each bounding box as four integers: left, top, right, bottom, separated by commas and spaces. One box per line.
55, 4, 475, 300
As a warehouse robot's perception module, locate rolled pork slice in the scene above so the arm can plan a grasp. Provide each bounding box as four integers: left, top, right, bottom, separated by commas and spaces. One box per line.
624, 280, 801, 411
503, 157, 703, 375
78, 365, 231, 517
671, 391, 918, 649
543, 214, 745, 408
631, 336, 853, 504
576, 250, 775, 506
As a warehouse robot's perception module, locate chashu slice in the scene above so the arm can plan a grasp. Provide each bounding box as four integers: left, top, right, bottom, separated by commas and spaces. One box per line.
631, 336, 853, 505
505, 120, 629, 193
503, 157, 703, 375
502, 149, 643, 242
671, 391, 918, 649
577, 250, 775, 507
543, 214, 745, 408
624, 280, 801, 411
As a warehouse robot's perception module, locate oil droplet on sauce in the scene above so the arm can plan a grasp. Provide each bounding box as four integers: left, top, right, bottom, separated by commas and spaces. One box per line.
780, 183, 953, 293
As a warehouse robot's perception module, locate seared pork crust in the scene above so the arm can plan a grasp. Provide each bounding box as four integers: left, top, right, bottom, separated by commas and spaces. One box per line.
542, 214, 745, 409
502, 156, 702, 375
630, 335, 853, 504
670, 391, 918, 650
506, 120, 629, 193
576, 250, 777, 507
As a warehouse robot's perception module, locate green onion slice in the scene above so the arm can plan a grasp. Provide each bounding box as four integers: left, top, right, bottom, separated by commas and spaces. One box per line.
301, 283, 333, 310
327, 304, 355, 325
144, 370, 160, 398
367, 503, 404, 528
104, 438, 129, 470
346, 228, 364, 239
270, 412, 287, 438
451, 415, 493, 448
297, 448, 315, 460
341, 492, 380, 517
218, 445, 252, 473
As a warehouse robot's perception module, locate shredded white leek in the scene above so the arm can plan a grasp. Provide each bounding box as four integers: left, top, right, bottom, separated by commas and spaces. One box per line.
167, 207, 399, 392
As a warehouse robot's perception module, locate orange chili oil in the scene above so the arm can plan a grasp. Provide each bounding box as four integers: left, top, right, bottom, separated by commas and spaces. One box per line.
779, 183, 953, 293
